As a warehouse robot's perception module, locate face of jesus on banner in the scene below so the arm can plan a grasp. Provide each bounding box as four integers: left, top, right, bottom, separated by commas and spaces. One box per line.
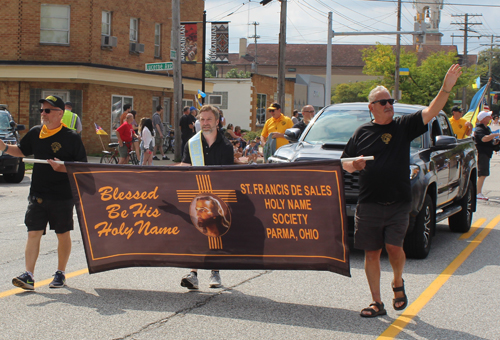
190, 194, 231, 237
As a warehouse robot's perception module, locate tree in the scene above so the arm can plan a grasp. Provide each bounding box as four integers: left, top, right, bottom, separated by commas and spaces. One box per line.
361, 44, 482, 113
477, 47, 500, 91
225, 68, 251, 78
205, 60, 218, 78
332, 80, 377, 103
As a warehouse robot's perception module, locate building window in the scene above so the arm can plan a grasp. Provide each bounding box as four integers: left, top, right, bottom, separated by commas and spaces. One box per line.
40, 4, 70, 44
102, 11, 111, 36
154, 23, 161, 58
182, 99, 193, 108
287, 68, 296, 72
256, 93, 267, 125
210, 91, 228, 109
111, 96, 133, 141
130, 18, 138, 42
208, 95, 222, 106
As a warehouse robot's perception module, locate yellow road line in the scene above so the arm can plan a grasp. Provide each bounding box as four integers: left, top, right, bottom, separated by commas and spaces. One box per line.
459, 218, 486, 240
0, 268, 88, 299
378, 215, 500, 339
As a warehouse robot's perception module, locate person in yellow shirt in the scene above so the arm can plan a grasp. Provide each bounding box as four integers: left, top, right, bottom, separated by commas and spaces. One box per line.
261, 102, 293, 151
449, 106, 472, 139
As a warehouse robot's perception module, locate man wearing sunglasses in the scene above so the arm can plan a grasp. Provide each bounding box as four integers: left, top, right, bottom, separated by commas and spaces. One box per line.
261, 102, 294, 156
341, 64, 462, 318
0, 95, 87, 291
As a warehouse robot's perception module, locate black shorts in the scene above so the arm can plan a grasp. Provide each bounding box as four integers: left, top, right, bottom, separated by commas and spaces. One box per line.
477, 153, 490, 177
24, 196, 74, 234
354, 201, 411, 250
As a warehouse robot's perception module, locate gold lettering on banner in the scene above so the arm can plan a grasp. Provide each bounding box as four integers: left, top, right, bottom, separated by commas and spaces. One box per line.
99, 186, 159, 201
266, 228, 297, 240
95, 221, 135, 239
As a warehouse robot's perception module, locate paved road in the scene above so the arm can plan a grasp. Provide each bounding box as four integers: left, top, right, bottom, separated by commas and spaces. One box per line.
1, 157, 499, 339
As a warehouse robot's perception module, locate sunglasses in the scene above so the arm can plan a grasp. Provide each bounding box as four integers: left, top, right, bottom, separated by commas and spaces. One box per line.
268, 110, 275, 112
39, 108, 62, 114
371, 99, 396, 106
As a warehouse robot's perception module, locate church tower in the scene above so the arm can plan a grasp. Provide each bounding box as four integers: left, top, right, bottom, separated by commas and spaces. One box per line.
413, 0, 444, 45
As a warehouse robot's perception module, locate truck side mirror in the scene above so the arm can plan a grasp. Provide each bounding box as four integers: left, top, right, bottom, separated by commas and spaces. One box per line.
432, 135, 457, 150
284, 128, 301, 142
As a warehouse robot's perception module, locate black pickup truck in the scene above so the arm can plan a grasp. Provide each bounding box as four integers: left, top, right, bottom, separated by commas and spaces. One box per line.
0, 105, 26, 183
268, 102, 477, 259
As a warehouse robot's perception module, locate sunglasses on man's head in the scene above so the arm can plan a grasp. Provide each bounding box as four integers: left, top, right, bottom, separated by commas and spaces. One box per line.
371, 99, 396, 106
39, 108, 62, 114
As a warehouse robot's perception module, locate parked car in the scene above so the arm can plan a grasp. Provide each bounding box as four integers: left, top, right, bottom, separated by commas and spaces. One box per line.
0, 105, 26, 183
268, 102, 477, 259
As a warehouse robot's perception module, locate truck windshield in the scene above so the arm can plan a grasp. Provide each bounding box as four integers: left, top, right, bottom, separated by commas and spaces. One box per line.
0, 113, 11, 130
302, 107, 422, 149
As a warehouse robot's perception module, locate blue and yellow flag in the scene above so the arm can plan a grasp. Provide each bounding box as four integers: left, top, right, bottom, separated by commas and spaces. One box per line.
463, 84, 487, 127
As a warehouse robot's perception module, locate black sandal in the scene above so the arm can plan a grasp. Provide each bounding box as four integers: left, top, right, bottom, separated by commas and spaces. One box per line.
392, 279, 408, 311
360, 301, 387, 318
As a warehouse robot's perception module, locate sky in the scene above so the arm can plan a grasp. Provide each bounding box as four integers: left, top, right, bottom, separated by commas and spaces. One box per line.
204, 0, 500, 57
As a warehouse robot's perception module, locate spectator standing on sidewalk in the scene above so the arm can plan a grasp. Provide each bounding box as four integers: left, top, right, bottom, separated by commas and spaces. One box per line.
293, 105, 315, 137
474, 110, 500, 200
152, 106, 169, 160
62, 101, 82, 134
449, 106, 472, 139
0, 95, 87, 290
116, 113, 138, 164
180, 106, 195, 157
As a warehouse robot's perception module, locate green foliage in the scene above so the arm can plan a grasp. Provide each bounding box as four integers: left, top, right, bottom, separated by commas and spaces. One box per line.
478, 47, 500, 91
225, 68, 251, 78
243, 129, 262, 141
361, 44, 483, 112
332, 80, 378, 103
205, 60, 218, 78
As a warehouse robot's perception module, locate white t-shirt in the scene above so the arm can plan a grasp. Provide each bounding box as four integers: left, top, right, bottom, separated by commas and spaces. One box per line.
195, 120, 201, 132
141, 127, 155, 150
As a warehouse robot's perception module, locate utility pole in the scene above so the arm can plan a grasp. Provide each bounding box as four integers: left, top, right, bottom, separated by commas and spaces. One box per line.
394, 0, 402, 101
277, 0, 287, 110
249, 22, 260, 73
451, 14, 482, 110
480, 35, 500, 106
325, 12, 332, 107
172, 0, 183, 161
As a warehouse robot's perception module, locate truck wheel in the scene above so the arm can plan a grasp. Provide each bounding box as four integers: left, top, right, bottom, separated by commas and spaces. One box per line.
3, 161, 25, 183
404, 194, 434, 259
448, 180, 474, 233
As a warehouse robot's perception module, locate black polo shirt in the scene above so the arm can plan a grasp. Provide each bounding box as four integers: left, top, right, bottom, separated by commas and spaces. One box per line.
182, 130, 234, 165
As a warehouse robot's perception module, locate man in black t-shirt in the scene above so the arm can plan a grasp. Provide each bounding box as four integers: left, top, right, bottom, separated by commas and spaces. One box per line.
474, 110, 500, 200
180, 104, 233, 289
180, 106, 195, 157
342, 64, 462, 318
0, 95, 87, 291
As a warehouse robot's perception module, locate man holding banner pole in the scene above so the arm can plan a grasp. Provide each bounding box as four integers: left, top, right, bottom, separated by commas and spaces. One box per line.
179, 104, 233, 289
0, 95, 87, 290
342, 64, 462, 317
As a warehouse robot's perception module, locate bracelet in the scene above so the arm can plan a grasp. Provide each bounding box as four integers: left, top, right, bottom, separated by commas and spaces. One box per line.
440, 88, 451, 94
3, 144, 8, 153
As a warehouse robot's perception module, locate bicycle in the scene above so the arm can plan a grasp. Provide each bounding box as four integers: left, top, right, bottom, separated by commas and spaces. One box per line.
100, 142, 139, 165
100, 143, 119, 164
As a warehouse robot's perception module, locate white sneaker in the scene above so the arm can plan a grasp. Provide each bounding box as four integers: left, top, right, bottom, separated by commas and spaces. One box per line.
180, 271, 199, 289
477, 193, 489, 201
209, 270, 222, 288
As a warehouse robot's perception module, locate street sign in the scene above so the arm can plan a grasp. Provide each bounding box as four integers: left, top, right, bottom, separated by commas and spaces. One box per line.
170, 50, 177, 60
453, 100, 462, 104
145, 62, 173, 71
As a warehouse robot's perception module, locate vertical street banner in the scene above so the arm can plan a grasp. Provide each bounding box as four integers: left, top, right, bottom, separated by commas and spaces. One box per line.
210, 22, 229, 63
180, 23, 198, 63
66, 161, 350, 277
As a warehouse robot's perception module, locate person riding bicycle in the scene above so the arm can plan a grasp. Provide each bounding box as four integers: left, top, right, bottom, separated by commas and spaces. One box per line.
116, 113, 138, 164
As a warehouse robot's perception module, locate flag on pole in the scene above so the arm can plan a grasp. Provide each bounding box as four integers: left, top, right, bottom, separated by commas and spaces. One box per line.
94, 123, 108, 135
463, 84, 487, 127
472, 76, 481, 89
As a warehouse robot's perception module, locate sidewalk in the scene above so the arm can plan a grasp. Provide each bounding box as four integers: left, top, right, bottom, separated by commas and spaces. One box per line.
87, 152, 178, 166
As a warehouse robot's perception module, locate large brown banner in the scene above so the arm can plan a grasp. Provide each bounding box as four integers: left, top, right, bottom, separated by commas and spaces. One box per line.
66, 161, 350, 277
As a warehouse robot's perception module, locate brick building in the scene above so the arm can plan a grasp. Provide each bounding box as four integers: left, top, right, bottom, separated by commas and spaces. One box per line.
0, 0, 207, 154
